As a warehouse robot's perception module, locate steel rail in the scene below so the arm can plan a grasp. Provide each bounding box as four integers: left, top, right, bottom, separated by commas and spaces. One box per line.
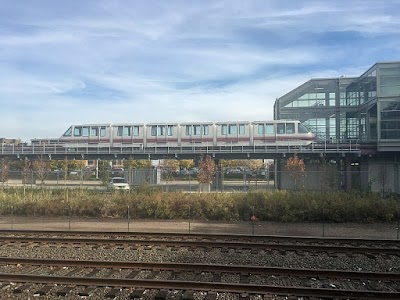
1, 229, 398, 246
0, 236, 399, 255
1, 257, 399, 281
0, 273, 397, 299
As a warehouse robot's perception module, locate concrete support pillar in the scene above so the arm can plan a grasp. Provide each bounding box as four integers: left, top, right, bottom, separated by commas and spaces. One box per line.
345, 157, 352, 190
212, 159, 223, 191
274, 158, 282, 189
394, 164, 399, 193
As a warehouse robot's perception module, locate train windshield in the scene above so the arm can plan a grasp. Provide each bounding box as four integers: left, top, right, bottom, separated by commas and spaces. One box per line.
298, 123, 310, 134
62, 127, 72, 137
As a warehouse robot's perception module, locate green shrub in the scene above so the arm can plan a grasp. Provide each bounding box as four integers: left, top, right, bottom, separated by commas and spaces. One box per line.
0, 188, 398, 223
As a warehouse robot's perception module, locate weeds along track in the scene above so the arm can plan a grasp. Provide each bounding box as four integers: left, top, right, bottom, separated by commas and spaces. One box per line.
0, 257, 399, 299
0, 230, 399, 298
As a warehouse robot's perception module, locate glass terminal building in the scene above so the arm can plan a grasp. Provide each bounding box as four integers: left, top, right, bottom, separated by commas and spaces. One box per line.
274, 61, 400, 152
274, 61, 400, 192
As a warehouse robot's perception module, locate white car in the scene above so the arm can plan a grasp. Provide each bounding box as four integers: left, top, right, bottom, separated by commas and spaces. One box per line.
108, 177, 130, 191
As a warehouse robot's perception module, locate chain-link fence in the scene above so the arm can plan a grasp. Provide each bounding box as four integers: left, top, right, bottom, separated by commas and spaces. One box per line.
0, 167, 398, 194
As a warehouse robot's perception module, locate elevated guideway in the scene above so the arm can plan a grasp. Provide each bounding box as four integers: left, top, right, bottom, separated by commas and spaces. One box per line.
0, 140, 368, 160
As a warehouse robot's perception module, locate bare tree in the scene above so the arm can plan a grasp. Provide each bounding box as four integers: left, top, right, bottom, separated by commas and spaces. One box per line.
0, 158, 10, 186
32, 156, 51, 186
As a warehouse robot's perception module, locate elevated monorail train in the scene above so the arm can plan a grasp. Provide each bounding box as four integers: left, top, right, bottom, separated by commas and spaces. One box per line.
31, 120, 315, 147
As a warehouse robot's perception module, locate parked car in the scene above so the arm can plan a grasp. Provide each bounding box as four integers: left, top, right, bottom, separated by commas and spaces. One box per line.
108, 177, 130, 191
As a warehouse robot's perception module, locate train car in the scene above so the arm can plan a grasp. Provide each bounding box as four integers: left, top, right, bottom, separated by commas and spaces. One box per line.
179, 122, 214, 146
110, 123, 145, 148
58, 124, 113, 146
252, 120, 314, 146
145, 123, 179, 147
36, 120, 314, 149
215, 121, 251, 145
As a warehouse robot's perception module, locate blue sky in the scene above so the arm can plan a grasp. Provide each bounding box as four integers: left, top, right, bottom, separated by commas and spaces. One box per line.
1, 0, 399, 142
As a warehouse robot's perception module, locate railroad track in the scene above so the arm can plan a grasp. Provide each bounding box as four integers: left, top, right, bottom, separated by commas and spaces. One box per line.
0, 257, 399, 299
1, 230, 399, 255
0, 230, 399, 298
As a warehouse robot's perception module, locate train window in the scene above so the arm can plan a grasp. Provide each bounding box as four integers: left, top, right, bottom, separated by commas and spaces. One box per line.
203, 125, 209, 135
167, 125, 174, 136
123, 126, 131, 136
186, 125, 192, 136
151, 126, 157, 136
117, 126, 123, 136
63, 127, 72, 137
258, 124, 265, 134
100, 127, 106, 137
133, 126, 139, 136
194, 125, 201, 135
239, 124, 245, 135
266, 124, 274, 134
73, 127, 82, 136
277, 124, 285, 134
286, 123, 295, 134
298, 123, 309, 133
82, 127, 89, 137
91, 127, 98, 137
221, 124, 227, 135
229, 124, 237, 135
158, 125, 165, 136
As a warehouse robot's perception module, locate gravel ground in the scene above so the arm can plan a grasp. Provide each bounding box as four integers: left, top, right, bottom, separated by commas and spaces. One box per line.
0, 217, 399, 299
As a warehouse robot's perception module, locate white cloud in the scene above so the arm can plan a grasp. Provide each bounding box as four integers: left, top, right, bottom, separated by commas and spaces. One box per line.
1, 0, 399, 141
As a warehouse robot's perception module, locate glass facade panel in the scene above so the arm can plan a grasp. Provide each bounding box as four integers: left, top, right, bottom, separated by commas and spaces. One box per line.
304, 118, 326, 139
380, 101, 400, 139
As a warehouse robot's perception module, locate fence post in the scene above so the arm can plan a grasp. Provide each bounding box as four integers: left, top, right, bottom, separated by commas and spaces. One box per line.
188, 206, 191, 234
397, 209, 399, 240
127, 205, 130, 232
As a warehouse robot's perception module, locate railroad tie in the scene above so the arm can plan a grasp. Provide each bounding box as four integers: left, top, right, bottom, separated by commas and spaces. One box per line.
154, 289, 169, 299
126, 270, 140, 279
181, 290, 195, 300
34, 284, 53, 296
78, 286, 97, 297
13, 283, 32, 293
56, 285, 75, 296
204, 291, 217, 300
239, 293, 250, 300
85, 268, 101, 277
129, 288, 145, 299
105, 287, 121, 298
